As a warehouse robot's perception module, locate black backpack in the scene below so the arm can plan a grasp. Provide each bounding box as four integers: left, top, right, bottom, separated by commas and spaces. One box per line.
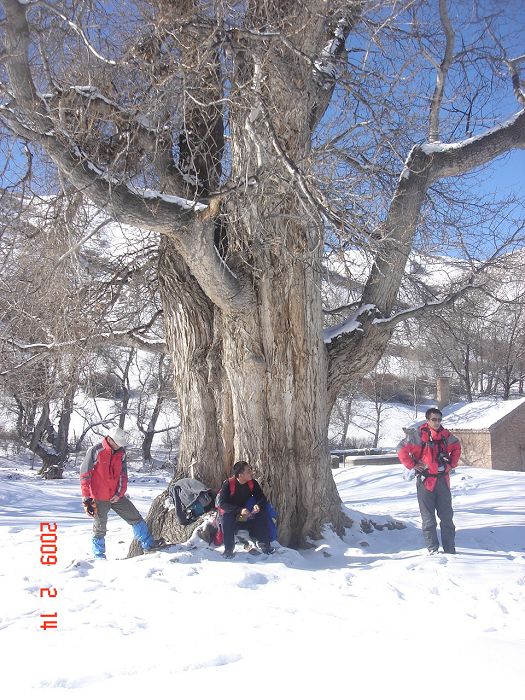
169, 481, 215, 526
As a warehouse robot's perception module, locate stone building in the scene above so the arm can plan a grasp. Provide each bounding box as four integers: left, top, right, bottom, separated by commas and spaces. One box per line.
443, 397, 525, 471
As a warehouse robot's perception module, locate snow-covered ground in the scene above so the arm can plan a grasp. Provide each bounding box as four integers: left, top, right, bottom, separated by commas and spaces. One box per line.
1, 454, 524, 699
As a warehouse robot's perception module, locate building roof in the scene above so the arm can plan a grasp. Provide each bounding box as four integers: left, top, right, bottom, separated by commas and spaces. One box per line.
443, 397, 525, 431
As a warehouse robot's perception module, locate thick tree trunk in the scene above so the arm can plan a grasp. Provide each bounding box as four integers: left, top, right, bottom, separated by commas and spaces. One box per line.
148, 37, 351, 547
221, 257, 344, 546
29, 401, 71, 479
157, 211, 346, 547
141, 394, 166, 464
158, 240, 229, 488
141, 431, 154, 463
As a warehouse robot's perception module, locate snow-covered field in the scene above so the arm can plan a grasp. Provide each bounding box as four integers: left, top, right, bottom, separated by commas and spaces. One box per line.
1, 454, 524, 699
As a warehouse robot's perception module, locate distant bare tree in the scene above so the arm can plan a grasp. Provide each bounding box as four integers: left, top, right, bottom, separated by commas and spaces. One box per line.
419, 255, 525, 401
135, 352, 180, 464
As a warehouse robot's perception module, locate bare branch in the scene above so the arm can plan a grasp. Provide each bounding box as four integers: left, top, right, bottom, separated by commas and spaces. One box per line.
31, 0, 117, 65
361, 111, 525, 318
0, 0, 247, 314
429, 109, 525, 179
0, 329, 168, 378
428, 0, 455, 142
485, 19, 525, 109
507, 57, 525, 108
372, 279, 478, 330
57, 216, 113, 263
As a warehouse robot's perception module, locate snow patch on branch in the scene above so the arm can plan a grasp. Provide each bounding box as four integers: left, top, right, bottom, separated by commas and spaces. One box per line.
71, 145, 120, 184
127, 186, 207, 211
1, 104, 55, 137
37, 443, 60, 457
313, 19, 346, 88
323, 304, 376, 343
70, 146, 207, 211
399, 110, 524, 180
36, 2, 117, 65
71, 85, 117, 106
420, 110, 524, 154
399, 145, 418, 180
372, 306, 421, 325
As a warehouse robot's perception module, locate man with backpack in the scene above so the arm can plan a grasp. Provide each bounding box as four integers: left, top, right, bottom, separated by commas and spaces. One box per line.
397, 407, 461, 555
217, 460, 274, 558
80, 427, 163, 559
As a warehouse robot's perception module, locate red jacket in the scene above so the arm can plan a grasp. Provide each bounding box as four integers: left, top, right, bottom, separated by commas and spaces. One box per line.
80, 438, 128, 501
397, 422, 461, 491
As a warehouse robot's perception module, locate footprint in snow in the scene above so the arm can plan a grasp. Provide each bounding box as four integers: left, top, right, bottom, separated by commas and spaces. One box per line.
237, 572, 269, 588
497, 601, 509, 615
145, 568, 164, 578
184, 653, 242, 671
62, 560, 96, 577
387, 583, 405, 600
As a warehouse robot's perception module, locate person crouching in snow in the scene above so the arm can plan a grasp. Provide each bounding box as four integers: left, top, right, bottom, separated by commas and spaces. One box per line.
217, 460, 274, 558
80, 427, 162, 559
397, 407, 461, 555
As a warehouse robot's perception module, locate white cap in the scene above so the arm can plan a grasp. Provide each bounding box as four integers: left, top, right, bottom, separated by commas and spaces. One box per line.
107, 427, 130, 448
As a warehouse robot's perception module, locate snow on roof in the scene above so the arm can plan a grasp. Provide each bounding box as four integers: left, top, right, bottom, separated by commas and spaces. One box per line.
443, 397, 525, 431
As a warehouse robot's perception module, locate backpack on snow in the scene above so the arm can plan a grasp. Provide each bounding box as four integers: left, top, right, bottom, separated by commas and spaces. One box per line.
169, 478, 216, 526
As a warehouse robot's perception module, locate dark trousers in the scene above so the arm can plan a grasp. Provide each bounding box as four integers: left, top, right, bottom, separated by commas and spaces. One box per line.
221, 510, 270, 552
416, 477, 455, 552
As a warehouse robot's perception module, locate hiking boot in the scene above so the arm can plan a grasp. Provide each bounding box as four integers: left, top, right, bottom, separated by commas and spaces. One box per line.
259, 544, 275, 555
243, 542, 260, 555
144, 538, 166, 552
427, 547, 439, 556
222, 549, 235, 559
443, 548, 456, 554
197, 522, 217, 545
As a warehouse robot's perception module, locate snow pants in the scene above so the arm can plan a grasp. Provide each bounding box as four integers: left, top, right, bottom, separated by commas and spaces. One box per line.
416, 476, 455, 553
221, 510, 271, 552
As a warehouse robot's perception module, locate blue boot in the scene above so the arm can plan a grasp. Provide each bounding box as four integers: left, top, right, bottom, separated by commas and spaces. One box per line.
92, 536, 106, 559
132, 519, 154, 551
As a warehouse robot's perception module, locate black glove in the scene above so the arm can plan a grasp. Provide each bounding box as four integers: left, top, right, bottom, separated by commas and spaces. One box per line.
83, 498, 97, 517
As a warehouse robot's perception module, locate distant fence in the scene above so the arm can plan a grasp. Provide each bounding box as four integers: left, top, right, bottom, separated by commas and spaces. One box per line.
330, 448, 400, 468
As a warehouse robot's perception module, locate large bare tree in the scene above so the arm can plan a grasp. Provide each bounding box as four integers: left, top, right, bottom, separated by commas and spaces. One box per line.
1, 0, 524, 545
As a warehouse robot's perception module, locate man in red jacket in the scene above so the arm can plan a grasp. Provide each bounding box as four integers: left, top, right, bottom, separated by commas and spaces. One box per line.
80, 427, 161, 559
397, 408, 461, 554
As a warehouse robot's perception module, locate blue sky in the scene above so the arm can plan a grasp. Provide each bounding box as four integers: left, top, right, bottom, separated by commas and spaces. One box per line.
482, 149, 525, 197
